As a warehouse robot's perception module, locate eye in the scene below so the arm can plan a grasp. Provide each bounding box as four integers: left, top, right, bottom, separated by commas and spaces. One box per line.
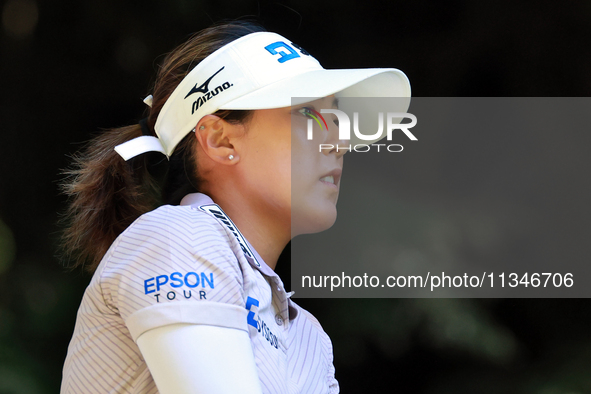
298, 106, 314, 117
298, 106, 339, 128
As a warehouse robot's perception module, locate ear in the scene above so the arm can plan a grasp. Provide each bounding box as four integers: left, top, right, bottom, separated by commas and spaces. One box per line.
193, 114, 242, 164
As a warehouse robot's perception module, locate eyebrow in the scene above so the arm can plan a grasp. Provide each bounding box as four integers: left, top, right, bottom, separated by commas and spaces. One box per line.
293, 97, 339, 111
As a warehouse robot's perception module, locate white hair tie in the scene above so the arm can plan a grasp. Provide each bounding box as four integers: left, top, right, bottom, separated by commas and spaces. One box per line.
143, 95, 154, 107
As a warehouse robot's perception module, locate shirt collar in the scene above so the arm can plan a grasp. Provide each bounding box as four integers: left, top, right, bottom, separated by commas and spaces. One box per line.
180, 192, 293, 295
180, 192, 297, 319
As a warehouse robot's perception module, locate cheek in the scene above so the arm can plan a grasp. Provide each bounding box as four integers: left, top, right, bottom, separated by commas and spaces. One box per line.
251, 141, 292, 193
291, 134, 319, 185
291, 112, 318, 157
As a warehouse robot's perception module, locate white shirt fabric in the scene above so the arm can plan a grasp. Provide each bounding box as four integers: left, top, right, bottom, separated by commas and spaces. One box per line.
61, 192, 339, 394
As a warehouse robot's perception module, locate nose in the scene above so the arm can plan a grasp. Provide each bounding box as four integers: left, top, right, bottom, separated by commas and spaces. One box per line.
324, 116, 348, 158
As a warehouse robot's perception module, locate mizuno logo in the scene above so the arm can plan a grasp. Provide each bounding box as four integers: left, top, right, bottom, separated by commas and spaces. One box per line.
184, 66, 226, 99
184, 66, 234, 114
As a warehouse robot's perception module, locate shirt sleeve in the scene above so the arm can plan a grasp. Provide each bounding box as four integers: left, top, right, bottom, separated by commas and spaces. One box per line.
99, 204, 249, 342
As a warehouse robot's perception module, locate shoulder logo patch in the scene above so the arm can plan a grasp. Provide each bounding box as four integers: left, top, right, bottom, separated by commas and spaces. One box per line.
198, 204, 261, 267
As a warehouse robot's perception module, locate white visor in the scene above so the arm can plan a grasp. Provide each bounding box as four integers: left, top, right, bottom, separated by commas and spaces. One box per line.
115, 31, 411, 160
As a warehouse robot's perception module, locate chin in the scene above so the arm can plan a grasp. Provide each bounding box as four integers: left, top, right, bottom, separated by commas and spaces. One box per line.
292, 204, 337, 236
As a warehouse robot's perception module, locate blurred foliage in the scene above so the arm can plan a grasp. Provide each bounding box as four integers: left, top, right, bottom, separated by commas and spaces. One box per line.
292, 297, 591, 393
1, 0, 591, 393
0, 219, 15, 276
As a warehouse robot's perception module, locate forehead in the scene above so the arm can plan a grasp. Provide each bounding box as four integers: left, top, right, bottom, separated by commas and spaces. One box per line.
302, 95, 339, 108
250, 95, 339, 122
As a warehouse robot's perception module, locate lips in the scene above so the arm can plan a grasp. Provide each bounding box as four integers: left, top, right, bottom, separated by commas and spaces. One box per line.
320, 175, 335, 184
319, 168, 342, 187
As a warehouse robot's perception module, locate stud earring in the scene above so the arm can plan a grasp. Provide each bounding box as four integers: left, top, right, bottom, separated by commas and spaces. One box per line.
228, 155, 234, 160
199, 125, 205, 130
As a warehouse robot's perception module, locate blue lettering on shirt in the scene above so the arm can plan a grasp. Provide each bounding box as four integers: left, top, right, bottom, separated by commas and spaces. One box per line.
245, 296, 279, 349
143, 272, 215, 294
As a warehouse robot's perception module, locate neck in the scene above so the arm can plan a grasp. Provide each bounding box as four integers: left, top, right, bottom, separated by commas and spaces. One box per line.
205, 188, 290, 271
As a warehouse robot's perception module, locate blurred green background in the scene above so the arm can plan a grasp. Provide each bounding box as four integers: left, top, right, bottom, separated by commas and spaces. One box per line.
1, 0, 591, 393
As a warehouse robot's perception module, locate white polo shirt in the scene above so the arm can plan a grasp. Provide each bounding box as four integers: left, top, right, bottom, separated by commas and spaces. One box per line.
61, 192, 339, 394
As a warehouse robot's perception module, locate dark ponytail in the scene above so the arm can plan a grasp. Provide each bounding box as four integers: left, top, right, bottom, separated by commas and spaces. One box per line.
60, 21, 264, 273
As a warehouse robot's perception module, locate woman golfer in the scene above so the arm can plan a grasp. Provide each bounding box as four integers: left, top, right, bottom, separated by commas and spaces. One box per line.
60, 21, 410, 394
